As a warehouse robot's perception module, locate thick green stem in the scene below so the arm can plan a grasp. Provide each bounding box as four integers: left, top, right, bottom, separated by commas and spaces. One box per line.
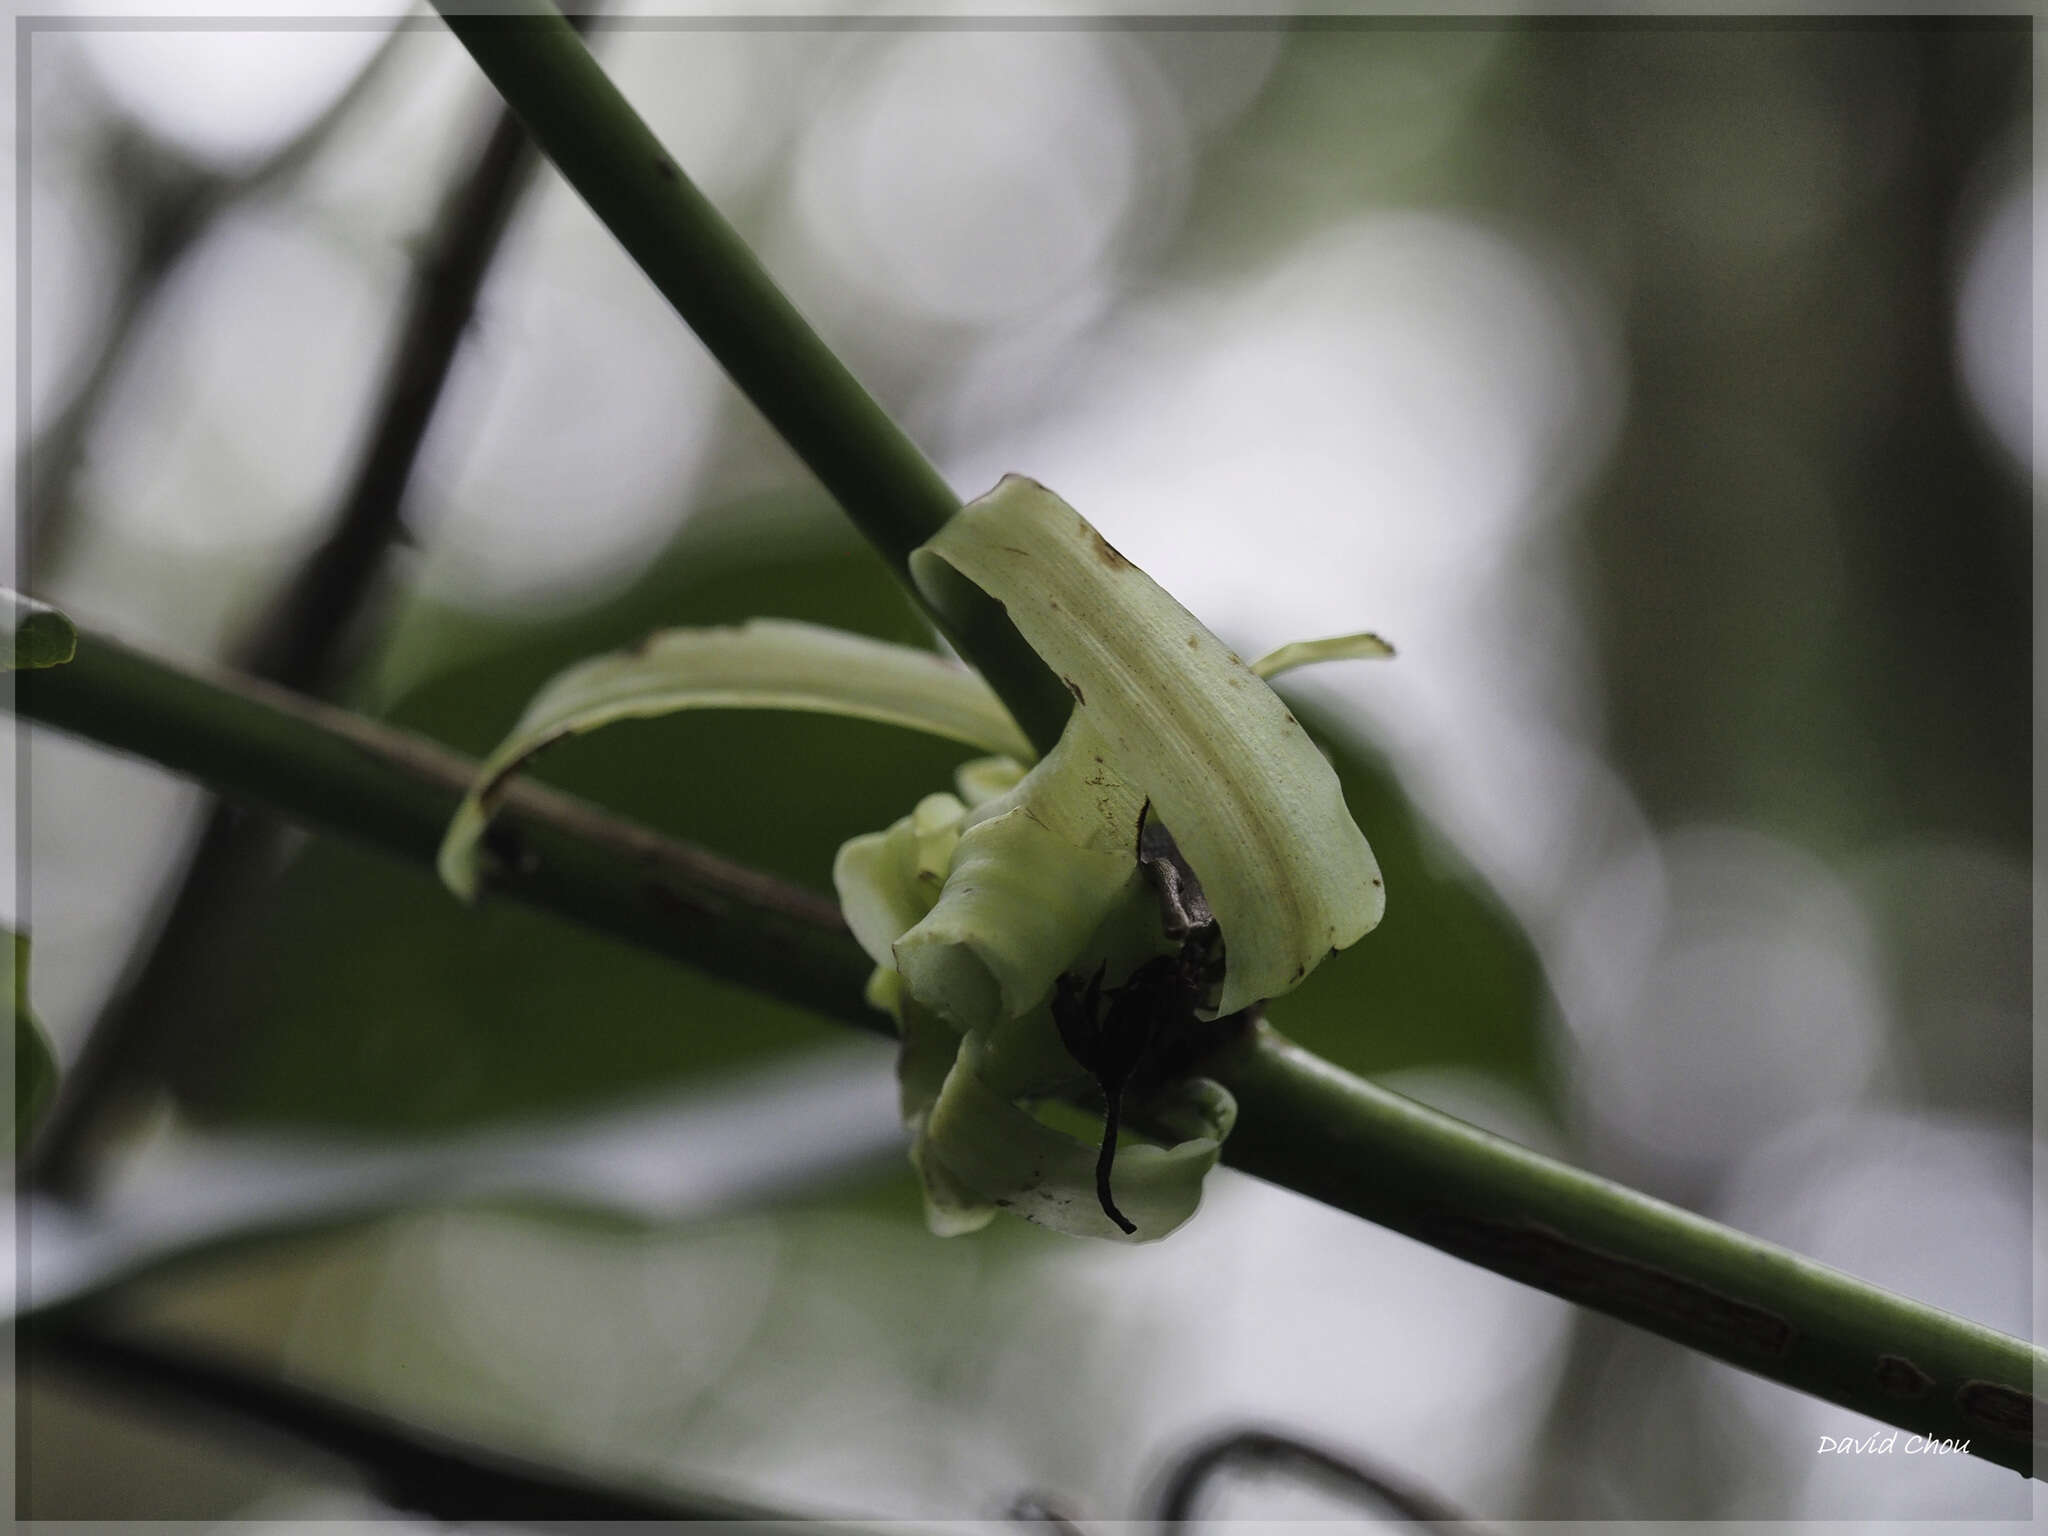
13, 623, 2043, 1476
428, 0, 1069, 756
14, 626, 880, 1037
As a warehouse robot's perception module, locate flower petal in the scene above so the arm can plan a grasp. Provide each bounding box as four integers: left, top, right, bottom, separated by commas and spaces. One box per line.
832, 793, 966, 971
893, 719, 1148, 1029
953, 755, 1027, 808
912, 476, 1384, 1015
894, 812, 1140, 1031
919, 1020, 1235, 1243
1249, 631, 1395, 679
439, 619, 1030, 900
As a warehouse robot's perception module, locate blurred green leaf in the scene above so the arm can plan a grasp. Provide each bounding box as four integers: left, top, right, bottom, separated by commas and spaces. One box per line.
4, 591, 77, 671
11, 932, 58, 1152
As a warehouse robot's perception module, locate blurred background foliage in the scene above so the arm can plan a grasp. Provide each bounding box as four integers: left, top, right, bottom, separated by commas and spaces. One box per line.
13, 10, 2031, 1524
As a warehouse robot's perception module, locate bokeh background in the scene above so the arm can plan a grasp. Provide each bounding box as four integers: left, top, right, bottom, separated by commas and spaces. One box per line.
9, 7, 2033, 1524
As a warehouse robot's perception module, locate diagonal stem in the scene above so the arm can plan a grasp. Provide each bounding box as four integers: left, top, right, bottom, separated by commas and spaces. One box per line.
1212, 1022, 2043, 1478
11, 618, 2043, 1478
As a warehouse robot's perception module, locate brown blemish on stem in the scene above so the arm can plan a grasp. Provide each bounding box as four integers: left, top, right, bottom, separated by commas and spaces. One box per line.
1420, 1211, 1795, 1359
1061, 676, 1086, 705
642, 879, 717, 923
1875, 1355, 1934, 1398
490, 780, 847, 933
653, 156, 679, 183
1956, 1381, 2040, 1442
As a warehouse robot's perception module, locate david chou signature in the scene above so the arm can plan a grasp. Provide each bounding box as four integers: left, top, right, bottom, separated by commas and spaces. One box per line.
1818, 1432, 1971, 1456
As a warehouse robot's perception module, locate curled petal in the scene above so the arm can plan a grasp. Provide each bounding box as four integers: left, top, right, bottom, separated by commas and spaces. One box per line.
918, 1020, 1236, 1244
832, 793, 966, 971
893, 721, 1145, 1031
913, 476, 1384, 1014
953, 754, 1028, 808
1250, 631, 1395, 679
440, 619, 1029, 900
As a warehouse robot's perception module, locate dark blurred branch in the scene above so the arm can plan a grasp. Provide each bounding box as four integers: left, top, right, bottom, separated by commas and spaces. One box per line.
28, 28, 583, 1195
12, 613, 2045, 1478
24, 130, 206, 570
25, 20, 408, 570
240, 60, 558, 696
27, 1321, 797, 1524
1151, 1428, 1468, 1527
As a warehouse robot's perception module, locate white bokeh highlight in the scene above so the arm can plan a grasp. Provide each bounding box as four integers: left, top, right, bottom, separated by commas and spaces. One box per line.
795, 32, 1169, 327
943, 210, 1624, 918
1566, 826, 1893, 1180
75, 21, 403, 174
75, 201, 398, 556
1954, 170, 2032, 478
407, 251, 724, 612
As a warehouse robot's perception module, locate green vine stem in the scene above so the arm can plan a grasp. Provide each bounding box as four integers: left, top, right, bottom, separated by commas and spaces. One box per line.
13, 619, 2043, 1477
429, 0, 1071, 757
15, 624, 879, 1036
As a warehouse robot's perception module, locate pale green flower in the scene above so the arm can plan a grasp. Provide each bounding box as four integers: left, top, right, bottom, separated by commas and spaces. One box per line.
439, 475, 1389, 1244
